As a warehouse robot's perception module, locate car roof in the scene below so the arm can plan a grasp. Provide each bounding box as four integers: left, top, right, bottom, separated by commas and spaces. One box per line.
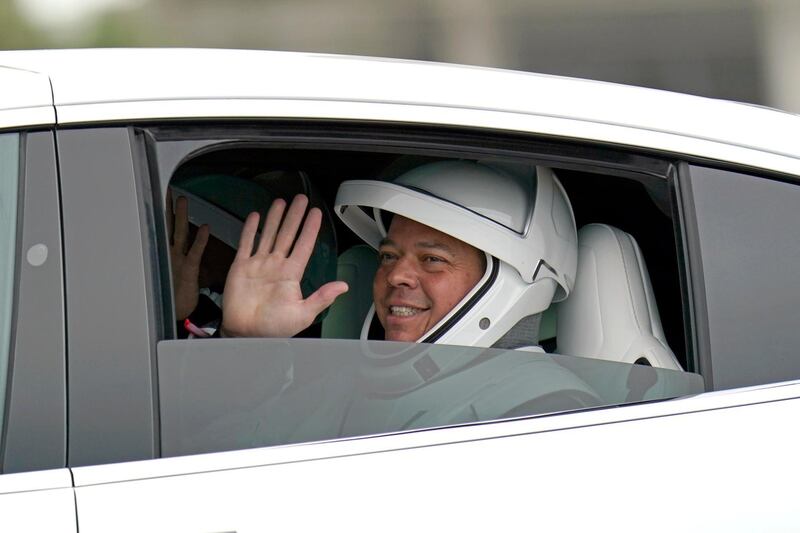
1, 48, 798, 160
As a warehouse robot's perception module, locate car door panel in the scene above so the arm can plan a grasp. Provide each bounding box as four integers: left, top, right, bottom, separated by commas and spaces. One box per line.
72, 389, 800, 532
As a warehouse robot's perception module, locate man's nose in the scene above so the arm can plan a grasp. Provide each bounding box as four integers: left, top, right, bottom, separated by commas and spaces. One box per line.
386, 256, 418, 288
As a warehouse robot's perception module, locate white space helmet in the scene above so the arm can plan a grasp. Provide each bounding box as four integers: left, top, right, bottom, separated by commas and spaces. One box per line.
334, 160, 577, 349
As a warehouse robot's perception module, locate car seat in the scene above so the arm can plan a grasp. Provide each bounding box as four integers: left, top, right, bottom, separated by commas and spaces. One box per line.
555, 223, 682, 370
321, 245, 379, 339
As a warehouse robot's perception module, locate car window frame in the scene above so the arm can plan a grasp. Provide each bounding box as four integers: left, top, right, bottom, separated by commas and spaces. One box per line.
134, 120, 700, 460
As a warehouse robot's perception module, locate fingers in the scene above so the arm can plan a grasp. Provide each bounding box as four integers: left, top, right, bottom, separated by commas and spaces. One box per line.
186, 224, 209, 266
173, 196, 190, 250
305, 281, 349, 316
239, 195, 313, 260
256, 197, 287, 256
236, 212, 261, 260
290, 207, 322, 266
272, 195, 309, 256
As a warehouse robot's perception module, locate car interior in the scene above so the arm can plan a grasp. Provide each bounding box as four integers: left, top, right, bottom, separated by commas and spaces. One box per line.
162, 128, 689, 372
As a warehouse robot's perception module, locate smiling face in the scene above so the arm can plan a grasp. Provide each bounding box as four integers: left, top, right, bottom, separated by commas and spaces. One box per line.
373, 216, 486, 342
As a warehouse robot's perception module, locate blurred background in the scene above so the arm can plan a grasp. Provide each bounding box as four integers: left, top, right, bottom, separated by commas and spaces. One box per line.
2, 0, 799, 113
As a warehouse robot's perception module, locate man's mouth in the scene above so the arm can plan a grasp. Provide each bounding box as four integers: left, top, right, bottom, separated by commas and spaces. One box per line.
389, 305, 427, 317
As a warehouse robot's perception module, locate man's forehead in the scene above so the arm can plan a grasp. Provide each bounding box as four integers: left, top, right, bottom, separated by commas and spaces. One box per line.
382, 216, 468, 252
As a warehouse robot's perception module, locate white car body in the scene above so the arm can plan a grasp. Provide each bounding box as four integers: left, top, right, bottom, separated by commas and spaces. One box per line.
2, 49, 798, 170
1, 49, 799, 532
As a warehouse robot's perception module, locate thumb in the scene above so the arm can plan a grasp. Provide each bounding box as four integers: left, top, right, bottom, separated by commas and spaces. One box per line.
304, 281, 349, 316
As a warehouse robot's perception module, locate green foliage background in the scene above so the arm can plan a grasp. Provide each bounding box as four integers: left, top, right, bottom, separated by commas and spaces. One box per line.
2, 0, 797, 112
0, 0, 156, 49
0, 0, 49, 48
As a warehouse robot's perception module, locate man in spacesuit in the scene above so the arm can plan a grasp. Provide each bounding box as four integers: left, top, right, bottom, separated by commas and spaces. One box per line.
219, 160, 577, 350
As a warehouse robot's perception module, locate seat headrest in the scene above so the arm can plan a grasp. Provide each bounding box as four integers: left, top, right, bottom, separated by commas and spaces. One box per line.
556, 224, 682, 370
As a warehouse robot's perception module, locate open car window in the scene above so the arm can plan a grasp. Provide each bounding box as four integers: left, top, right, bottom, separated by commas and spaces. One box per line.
145, 122, 701, 459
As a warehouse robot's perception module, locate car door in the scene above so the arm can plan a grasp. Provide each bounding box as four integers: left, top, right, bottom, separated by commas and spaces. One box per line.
71, 382, 800, 532
0, 67, 75, 532
51, 118, 696, 531
58, 113, 800, 531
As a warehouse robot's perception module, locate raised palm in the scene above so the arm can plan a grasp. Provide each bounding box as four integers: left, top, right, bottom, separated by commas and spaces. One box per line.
221, 195, 348, 338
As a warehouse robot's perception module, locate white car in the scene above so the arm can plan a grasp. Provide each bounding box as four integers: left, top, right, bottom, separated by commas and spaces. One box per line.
1, 49, 799, 532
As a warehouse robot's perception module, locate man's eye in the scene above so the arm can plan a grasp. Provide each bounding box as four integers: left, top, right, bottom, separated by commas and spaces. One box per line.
423, 256, 445, 264
378, 252, 397, 263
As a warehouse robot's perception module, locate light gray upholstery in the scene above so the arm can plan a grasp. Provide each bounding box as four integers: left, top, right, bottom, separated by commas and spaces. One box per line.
321, 245, 378, 339
556, 224, 682, 370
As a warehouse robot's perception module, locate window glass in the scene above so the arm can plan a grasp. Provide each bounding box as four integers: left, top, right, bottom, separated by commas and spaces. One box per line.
689, 166, 800, 389
150, 128, 696, 458
158, 338, 703, 457
0, 133, 20, 431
